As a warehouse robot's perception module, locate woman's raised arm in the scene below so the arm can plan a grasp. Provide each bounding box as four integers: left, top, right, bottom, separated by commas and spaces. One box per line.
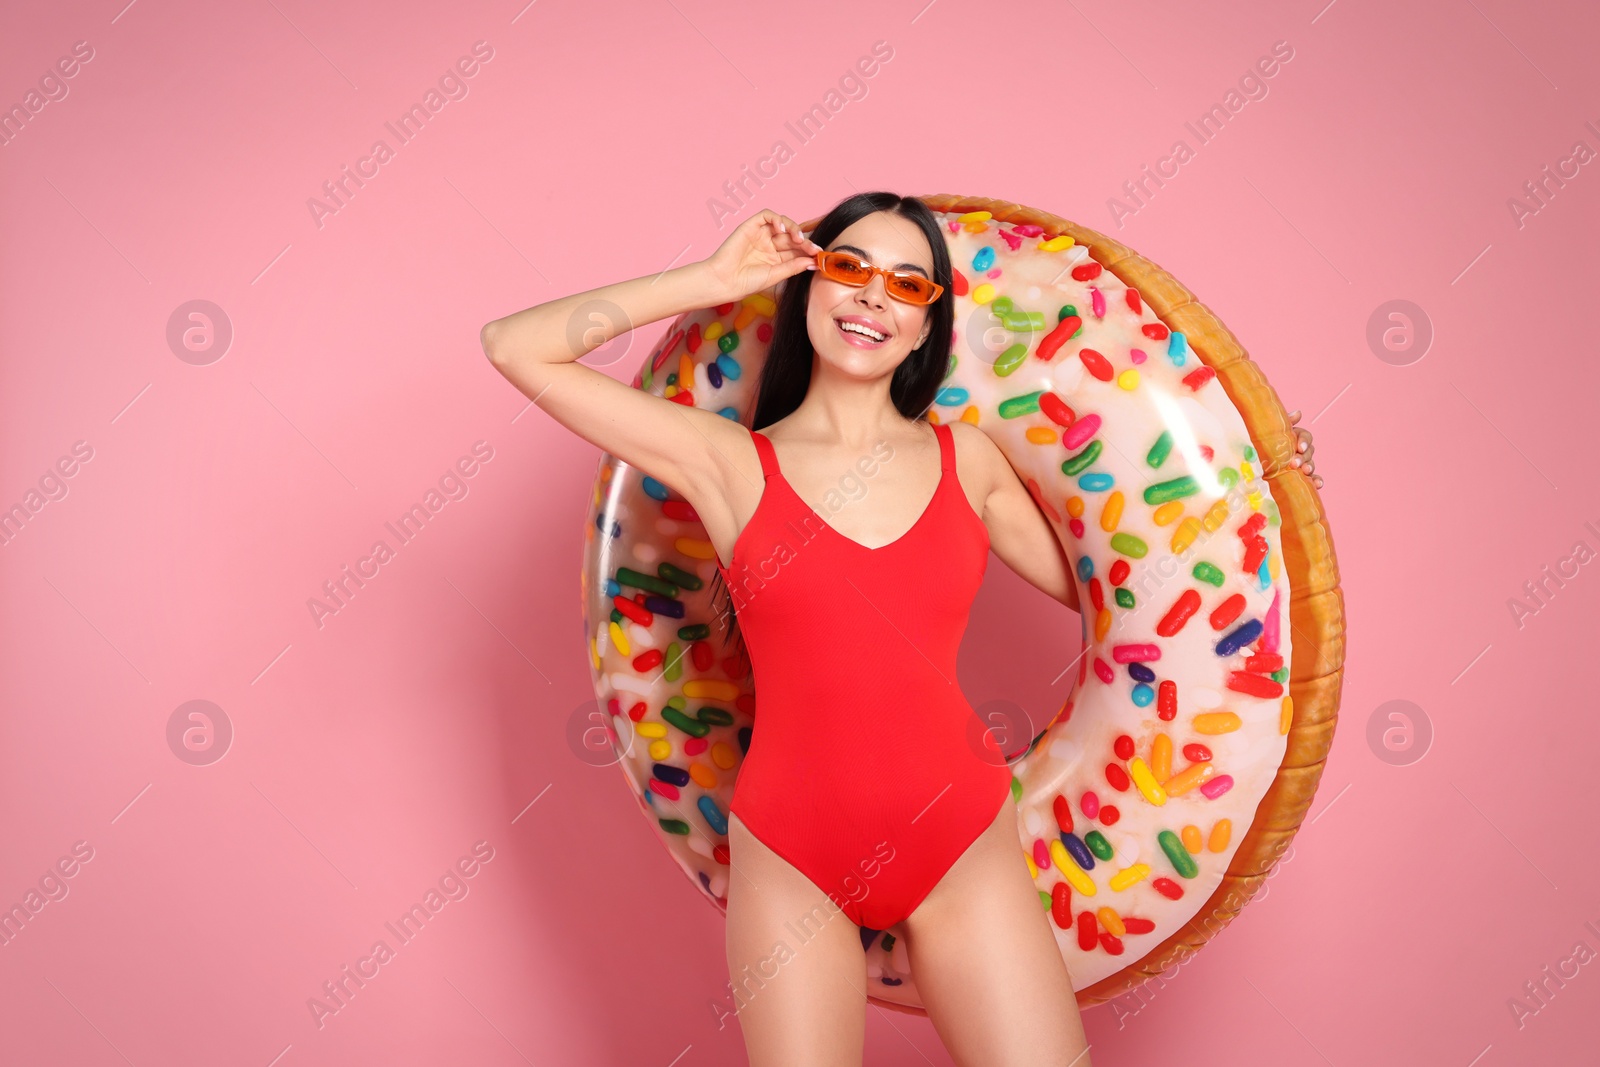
478, 209, 821, 507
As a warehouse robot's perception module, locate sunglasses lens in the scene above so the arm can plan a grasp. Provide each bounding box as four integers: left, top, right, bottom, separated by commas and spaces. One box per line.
822, 253, 871, 283
819, 253, 941, 305
890, 275, 936, 303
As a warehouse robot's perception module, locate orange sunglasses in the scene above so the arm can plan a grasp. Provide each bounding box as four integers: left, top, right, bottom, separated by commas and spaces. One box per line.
813, 250, 946, 306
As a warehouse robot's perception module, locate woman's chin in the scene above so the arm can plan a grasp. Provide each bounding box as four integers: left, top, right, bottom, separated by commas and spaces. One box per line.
815, 341, 911, 377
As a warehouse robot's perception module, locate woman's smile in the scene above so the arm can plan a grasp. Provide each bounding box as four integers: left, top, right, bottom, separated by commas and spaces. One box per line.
834, 314, 891, 347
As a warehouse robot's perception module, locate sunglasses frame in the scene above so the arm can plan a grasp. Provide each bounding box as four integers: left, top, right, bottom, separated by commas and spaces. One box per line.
813, 250, 946, 306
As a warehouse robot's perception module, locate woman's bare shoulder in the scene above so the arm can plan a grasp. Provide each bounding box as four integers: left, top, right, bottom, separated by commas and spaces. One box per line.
944, 420, 1008, 474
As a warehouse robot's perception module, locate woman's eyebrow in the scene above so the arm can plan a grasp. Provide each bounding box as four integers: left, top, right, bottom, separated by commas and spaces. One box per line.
833, 244, 930, 277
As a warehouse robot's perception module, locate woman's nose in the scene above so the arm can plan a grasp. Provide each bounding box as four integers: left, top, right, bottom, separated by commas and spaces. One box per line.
857, 274, 890, 307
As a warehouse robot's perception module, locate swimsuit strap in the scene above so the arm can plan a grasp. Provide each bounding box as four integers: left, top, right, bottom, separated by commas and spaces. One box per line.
934, 421, 955, 472
749, 430, 780, 480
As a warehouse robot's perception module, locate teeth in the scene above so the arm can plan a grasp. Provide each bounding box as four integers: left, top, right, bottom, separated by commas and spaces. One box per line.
839, 320, 886, 342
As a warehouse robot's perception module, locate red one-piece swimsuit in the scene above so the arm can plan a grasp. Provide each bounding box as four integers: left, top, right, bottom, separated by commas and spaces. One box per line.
716, 420, 1013, 932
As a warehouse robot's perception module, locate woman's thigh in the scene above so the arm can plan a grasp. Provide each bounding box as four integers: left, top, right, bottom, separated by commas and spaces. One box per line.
901, 800, 1094, 1067
724, 811, 869, 1067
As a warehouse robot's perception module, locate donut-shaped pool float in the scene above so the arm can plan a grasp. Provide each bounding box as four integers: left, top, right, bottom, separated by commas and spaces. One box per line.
579, 194, 1344, 1013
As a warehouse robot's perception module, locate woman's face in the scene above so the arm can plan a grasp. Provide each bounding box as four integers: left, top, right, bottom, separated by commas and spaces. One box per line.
806, 210, 937, 377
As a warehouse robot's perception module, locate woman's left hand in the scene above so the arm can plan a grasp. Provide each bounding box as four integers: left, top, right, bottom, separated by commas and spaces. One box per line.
1287, 410, 1322, 489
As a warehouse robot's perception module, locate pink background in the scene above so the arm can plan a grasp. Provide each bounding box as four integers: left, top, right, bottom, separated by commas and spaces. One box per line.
2, 0, 1597, 1063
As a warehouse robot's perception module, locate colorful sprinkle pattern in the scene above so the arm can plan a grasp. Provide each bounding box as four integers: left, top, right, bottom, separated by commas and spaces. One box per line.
579, 209, 1293, 1008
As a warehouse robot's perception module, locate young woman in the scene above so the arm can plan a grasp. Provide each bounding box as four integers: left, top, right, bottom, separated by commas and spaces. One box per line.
481, 192, 1317, 1066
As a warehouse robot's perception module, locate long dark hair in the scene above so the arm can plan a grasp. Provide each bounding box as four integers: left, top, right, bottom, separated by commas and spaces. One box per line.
748, 191, 954, 432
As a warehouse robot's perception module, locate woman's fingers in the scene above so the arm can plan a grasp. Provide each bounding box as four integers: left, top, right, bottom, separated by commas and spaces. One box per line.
759, 212, 791, 249
1287, 410, 1322, 483
777, 213, 821, 253
778, 215, 808, 252
795, 223, 821, 253
1289, 427, 1313, 472
749, 209, 821, 259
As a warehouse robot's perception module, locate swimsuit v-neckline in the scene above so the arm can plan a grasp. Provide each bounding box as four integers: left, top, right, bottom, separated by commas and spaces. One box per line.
756, 427, 949, 554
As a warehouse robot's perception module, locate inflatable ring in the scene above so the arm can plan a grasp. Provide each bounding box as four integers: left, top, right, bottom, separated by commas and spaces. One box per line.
579, 194, 1344, 1014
